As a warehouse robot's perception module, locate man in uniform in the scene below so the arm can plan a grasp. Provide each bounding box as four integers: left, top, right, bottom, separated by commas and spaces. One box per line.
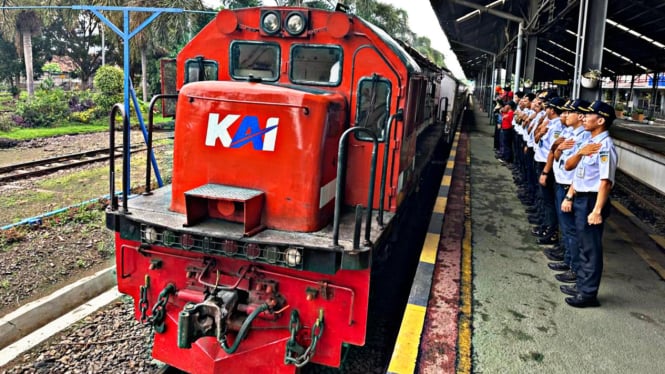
561, 100, 618, 308
548, 99, 591, 284
532, 96, 565, 245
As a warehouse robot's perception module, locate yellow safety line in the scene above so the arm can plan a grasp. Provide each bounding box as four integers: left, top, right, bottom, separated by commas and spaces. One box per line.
434, 196, 448, 214
442, 175, 452, 187
388, 125, 462, 374
420, 233, 440, 264
457, 139, 472, 374
387, 304, 426, 373
608, 220, 665, 280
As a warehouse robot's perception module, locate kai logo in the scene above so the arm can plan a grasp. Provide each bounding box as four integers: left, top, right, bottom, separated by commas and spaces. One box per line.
205, 113, 279, 151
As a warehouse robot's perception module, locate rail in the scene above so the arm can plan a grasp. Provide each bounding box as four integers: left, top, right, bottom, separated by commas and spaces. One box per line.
145, 94, 178, 195
332, 127, 379, 249
109, 103, 127, 212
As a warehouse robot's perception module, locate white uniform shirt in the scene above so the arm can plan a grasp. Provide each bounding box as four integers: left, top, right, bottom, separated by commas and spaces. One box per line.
526, 111, 545, 148
534, 117, 563, 162
572, 131, 618, 192
553, 125, 589, 185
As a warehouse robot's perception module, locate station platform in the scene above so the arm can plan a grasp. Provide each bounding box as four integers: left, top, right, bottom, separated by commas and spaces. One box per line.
389, 101, 665, 373
611, 120, 665, 155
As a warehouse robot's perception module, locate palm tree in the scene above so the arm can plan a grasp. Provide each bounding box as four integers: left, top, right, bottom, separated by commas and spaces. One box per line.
15, 10, 42, 97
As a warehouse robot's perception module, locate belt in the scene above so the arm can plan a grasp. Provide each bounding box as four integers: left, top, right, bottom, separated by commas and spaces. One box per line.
576, 191, 598, 196
558, 184, 571, 190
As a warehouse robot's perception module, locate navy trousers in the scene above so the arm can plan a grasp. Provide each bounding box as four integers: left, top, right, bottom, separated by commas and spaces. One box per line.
555, 184, 578, 272
573, 193, 610, 298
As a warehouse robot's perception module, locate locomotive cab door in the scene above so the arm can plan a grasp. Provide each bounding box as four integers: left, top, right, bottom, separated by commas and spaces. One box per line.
346, 46, 401, 212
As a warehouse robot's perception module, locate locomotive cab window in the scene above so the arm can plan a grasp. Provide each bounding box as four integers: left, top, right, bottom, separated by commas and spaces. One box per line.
230, 41, 279, 81
356, 78, 391, 141
290, 45, 342, 85
184, 57, 218, 83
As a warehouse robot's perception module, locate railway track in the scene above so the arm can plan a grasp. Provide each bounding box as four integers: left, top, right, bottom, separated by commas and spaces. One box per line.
613, 171, 665, 237
0, 140, 169, 184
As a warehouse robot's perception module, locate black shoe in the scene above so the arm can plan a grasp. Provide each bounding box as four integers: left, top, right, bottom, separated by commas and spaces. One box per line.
560, 284, 578, 296
565, 294, 600, 308
537, 233, 559, 245
544, 248, 564, 261
525, 206, 537, 214
555, 270, 576, 283
548, 262, 570, 271
536, 227, 558, 238
531, 225, 546, 236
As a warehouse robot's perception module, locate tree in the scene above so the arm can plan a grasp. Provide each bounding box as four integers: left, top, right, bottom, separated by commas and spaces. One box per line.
15, 10, 42, 97
220, 0, 262, 9
43, 11, 109, 89
0, 34, 22, 88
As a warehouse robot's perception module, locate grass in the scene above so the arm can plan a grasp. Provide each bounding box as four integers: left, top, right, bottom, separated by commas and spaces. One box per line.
0, 114, 173, 141
1, 124, 107, 140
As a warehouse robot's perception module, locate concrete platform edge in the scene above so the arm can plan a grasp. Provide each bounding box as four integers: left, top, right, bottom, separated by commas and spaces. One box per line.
0, 266, 117, 350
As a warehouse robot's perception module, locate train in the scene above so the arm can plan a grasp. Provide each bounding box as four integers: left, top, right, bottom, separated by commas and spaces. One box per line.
105, 4, 467, 373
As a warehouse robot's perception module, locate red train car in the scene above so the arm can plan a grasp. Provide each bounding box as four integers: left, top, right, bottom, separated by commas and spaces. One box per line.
106, 5, 464, 373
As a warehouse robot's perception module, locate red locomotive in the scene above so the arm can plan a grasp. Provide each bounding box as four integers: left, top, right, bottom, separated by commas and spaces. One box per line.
106, 5, 465, 373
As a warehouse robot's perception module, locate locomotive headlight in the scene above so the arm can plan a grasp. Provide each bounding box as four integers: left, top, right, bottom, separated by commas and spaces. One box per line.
261, 11, 281, 35
284, 12, 306, 36
285, 247, 302, 267
143, 226, 157, 244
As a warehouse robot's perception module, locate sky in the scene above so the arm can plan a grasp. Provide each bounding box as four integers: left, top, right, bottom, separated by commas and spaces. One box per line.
379, 0, 466, 80
201, 0, 466, 80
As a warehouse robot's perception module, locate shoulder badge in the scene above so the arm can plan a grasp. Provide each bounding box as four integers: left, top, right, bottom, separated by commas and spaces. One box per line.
599, 150, 609, 163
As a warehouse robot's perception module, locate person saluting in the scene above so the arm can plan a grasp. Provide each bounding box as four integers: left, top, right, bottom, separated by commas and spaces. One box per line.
562, 100, 618, 308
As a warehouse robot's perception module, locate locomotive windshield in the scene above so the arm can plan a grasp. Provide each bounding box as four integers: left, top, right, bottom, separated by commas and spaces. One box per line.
230, 41, 280, 81
184, 57, 218, 83
290, 45, 342, 86
356, 77, 391, 141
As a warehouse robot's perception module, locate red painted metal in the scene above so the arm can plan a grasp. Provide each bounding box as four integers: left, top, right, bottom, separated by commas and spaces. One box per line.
109, 6, 454, 373
116, 235, 370, 372
173, 7, 421, 217
170, 82, 346, 232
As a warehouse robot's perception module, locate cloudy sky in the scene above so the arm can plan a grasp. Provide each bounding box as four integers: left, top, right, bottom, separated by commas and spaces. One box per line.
202, 0, 466, 79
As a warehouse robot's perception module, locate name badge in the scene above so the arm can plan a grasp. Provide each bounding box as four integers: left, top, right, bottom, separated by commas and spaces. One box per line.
576, 167, 585, 178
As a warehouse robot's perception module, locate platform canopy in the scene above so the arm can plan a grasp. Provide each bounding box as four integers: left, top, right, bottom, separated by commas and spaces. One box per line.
430, 0, 665, 82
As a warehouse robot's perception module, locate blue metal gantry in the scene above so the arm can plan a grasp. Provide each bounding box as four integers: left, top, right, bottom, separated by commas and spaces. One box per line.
2, 5, 216, 194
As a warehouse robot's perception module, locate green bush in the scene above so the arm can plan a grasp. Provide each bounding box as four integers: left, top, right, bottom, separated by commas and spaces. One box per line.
0, 112, 13, 131
93, 65, 124, 118
69, 108, 96, 123
15, 88, 69, 127
94, 65, 123, 95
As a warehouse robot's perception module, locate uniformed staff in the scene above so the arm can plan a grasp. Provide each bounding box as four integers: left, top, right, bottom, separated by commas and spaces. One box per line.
548, 99, 591, 285
560, 100, 618, 308
533, 97, 566, 245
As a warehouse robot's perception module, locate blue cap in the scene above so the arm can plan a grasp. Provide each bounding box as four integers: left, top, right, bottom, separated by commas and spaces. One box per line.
579, 100, 616, 122
564, 98, 591, 112
546, 97, 567, 110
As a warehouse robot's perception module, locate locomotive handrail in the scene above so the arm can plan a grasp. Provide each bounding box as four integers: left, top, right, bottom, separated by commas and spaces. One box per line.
332, 127, 379, 249
145, 94, 178, 195
109, 103, 128, 212
378, 110, 403, 227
